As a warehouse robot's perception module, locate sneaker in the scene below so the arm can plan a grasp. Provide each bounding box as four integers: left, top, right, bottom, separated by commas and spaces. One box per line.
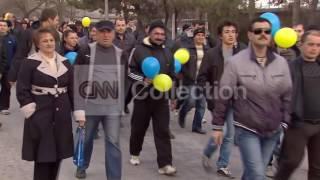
202, 118, 207, 124
130, 155, 140, 166
158, 165, 177, 176
174, 110, 179, 116
75, 169, 86, 179
217, 167, 235, 179
266, 165, 275, 178
0, 110, 10, 115
202, 154, 213, 172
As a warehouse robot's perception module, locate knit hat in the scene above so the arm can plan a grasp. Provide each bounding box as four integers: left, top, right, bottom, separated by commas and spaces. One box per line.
148, 20, 166, 33
193, 28, 205, 37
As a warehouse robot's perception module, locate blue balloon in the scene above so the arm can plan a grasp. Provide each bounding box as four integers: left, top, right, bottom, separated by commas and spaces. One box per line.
174, 59, 182, 74
260, 12, 281, 36
142, 57, 160, 79
65, 52, 78, 65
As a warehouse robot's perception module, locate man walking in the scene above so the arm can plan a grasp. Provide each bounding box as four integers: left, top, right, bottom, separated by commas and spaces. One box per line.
178, 27, 209, 134
198, 20, 246, 178
113, 17, 136, 114
275, 30, 320, 180
0, 20, 16, 116
8, 8, 60, 83
212, 18, 292, 180
74, 20, 126, 179
128, 20, 177, 176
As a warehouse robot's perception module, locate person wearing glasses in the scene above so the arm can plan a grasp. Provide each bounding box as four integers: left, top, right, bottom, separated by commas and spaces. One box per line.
211, 18, 292, 180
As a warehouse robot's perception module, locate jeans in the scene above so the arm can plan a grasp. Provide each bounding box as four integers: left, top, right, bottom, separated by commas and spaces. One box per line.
179, 85, 206, 130
203, 106, 234, 169
80, 115, 122, 180
235, 127, 281, 180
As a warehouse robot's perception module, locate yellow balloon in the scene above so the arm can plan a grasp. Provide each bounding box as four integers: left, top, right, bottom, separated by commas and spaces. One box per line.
174, 48, 190, 64
274, 27, 298, 48
153, 74, 173, 92
82, 17, 91, 27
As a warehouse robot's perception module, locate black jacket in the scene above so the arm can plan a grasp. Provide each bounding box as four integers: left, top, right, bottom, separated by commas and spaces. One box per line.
289, 57, 320, 127
128, 37, 175, 99
180, 42, 209, 85
113, 32, 136, 54
8, 27, 61, 82
0, 37, 7, 74
197, 42, 247, 111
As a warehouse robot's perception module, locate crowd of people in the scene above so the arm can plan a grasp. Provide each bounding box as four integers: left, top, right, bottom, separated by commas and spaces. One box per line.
0, 7, 320, 180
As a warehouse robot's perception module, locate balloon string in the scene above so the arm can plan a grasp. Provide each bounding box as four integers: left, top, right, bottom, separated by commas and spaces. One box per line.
132, 85, 149, 100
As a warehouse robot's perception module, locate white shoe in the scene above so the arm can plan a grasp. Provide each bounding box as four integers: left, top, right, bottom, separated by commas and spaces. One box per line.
130, 155, 140, 166
265, 165, 275, 178
0, 110, 10, 115
202, 118, 207, 124
158, 165, 177, 176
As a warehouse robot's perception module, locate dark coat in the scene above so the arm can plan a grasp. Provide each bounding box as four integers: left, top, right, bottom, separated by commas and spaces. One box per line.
180, 42, 209, 86
128, 37, 175, 99
197, 42, 247, 111
113, 32, 136, 54
0, 34, 17, 72
289, 57, 320, 127
0, 37, 7, 74
8, 27, 61, 82
17, 52, 74, 162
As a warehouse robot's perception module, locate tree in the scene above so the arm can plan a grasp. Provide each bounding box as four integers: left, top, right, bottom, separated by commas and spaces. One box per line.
12, 0, 49, 18
292, 0, 301, 25
308, 0, 319, 25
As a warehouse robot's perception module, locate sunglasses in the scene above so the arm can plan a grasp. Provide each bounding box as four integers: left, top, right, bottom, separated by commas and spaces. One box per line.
252, 29, 271, 35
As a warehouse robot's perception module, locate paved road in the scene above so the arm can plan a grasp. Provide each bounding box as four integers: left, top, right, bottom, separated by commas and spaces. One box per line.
0, 93, 308, 180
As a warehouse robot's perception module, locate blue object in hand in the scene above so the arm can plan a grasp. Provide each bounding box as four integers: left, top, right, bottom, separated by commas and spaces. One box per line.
73, 127, 85, 168
65, 52, 78, 65
141, 56, 160, 79
174, 59, 182, 74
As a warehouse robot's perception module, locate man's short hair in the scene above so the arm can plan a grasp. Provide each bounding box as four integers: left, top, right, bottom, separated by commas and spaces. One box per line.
217, 20, 238, 35
300, 30, 320, 44
248, 17, 271, 32
40, 8, 58, 22
115, 17, 126, 25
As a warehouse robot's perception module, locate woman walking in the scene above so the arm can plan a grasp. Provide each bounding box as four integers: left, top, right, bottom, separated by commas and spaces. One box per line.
16, 28, 76, 180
